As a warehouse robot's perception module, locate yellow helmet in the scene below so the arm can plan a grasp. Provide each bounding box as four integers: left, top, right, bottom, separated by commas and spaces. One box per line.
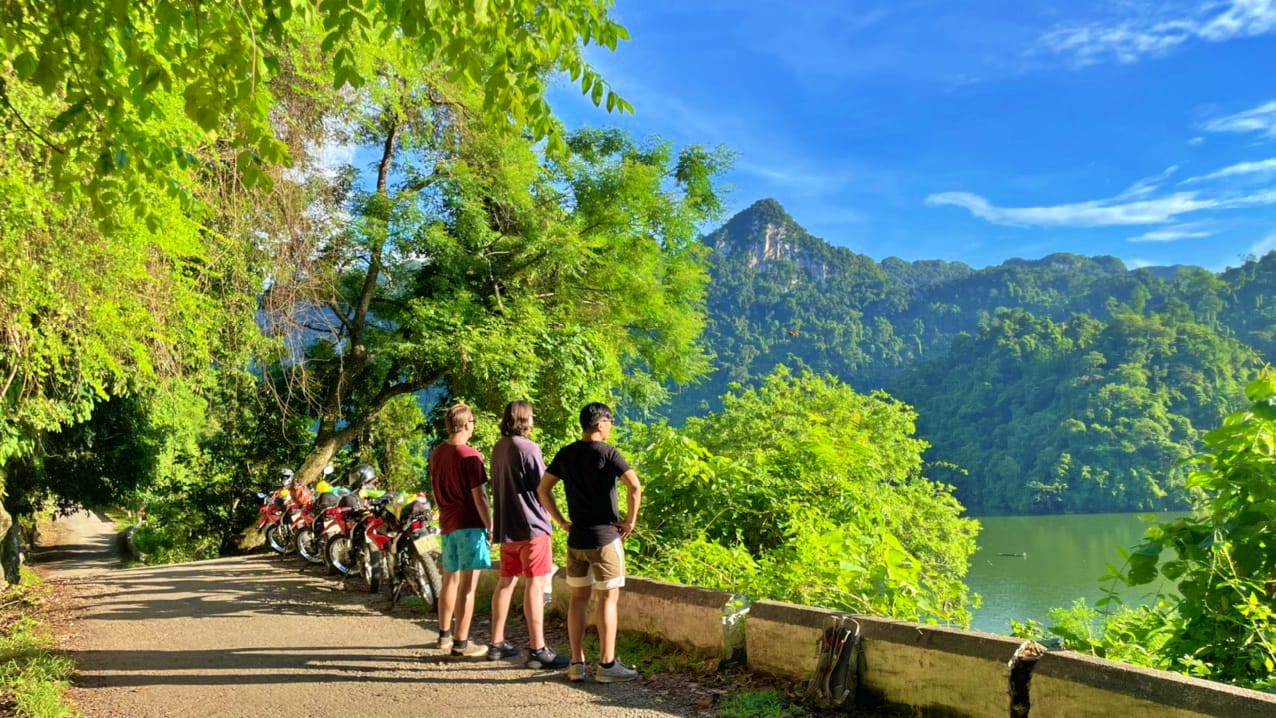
315, 480, 332, 494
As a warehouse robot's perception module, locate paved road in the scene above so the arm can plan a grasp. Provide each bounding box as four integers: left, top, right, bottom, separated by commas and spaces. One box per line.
34, 512, 684, 717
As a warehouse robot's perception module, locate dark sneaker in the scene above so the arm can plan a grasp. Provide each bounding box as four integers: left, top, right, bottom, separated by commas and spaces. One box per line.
595, 660, 639, 683
527, 647, 570, 669
567, 662, 590, 682
451, 641, 487, 658
487, 641, 521, 661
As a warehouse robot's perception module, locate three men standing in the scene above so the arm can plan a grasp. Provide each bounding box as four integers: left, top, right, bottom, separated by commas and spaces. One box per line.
430, 399, 643, 683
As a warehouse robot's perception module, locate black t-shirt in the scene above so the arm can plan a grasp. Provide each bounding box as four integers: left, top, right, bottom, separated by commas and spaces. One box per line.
546, 440, 632, 549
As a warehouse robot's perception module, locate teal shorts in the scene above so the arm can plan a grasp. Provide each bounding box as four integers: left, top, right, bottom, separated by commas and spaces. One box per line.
441, 528, 491, 572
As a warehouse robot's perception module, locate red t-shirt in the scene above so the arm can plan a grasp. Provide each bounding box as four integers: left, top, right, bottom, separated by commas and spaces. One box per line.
429, 442, 488, 535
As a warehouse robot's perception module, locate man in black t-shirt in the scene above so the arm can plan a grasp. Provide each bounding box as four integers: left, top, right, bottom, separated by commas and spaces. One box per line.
539, 402, 643, 684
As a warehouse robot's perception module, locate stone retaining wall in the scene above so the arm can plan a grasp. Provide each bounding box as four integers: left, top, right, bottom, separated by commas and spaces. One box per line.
473, 565, 1276, 716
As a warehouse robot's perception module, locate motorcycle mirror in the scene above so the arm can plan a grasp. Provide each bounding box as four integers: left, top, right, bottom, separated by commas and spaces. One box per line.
256, 492, 267, 499
323, 465, 334, 476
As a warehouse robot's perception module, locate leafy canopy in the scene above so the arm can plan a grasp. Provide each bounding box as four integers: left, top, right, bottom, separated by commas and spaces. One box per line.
626, 367, 979, 626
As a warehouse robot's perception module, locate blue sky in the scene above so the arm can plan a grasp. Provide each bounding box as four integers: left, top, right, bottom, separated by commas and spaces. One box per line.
547, 0, 1276, 271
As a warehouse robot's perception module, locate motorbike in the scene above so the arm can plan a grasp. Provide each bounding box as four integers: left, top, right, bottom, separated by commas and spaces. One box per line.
255, 491, 290, 555
293, 466, 336, 566
358, 493, 398, 593
388, 492, 443, 611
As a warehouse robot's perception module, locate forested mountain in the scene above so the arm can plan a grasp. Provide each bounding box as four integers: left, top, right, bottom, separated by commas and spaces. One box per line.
668, 198, 1271, 515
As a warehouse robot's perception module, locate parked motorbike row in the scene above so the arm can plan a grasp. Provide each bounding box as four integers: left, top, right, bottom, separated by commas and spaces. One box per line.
255, 465, 444, 611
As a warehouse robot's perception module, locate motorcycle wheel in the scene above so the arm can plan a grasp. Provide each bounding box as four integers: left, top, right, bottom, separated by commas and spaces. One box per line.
266, 524, 290, 555
325, 535, 354, 575
296, 528, 324, 565
405, 554, 439, 612
423, 551, 443, 613
362, 544, 383, 593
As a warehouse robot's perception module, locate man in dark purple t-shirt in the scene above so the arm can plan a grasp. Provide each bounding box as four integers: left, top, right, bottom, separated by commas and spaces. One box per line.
539, 402, 643, 683
485, 401, 568, 668
429, 403, 492, 658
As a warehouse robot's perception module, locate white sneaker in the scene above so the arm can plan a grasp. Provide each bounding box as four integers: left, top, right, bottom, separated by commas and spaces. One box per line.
567, 662, 589, 682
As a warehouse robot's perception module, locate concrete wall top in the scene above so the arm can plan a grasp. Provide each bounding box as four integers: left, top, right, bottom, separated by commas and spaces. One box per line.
853, 614, 1027, 662
749, 599, 840, 630
621, 576, 736, 609
1035, 651, 1276, 718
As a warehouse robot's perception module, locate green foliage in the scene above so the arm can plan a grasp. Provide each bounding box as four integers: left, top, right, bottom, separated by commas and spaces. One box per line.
675, 199, 1270, 516
629, 367, 979, 625
1020, 372, 1276, 689
0, 0, 631, 223
718, 690, 798, 718
272, 65, 732, 477
0, 572, 80, 717
899, 307, 1257, 514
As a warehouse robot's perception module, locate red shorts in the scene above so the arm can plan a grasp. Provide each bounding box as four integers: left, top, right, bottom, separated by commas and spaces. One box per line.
499, 533, 554, 578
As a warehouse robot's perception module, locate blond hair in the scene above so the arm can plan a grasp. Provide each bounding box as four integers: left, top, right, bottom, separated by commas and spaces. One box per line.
444, 403, 474, 435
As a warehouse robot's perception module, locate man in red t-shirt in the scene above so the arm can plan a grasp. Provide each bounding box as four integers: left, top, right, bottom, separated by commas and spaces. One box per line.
429, 403, 493, 658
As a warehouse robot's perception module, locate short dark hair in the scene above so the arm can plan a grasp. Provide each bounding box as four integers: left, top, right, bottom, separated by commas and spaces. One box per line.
500, 400, 534, 437
579, 402, 613, 431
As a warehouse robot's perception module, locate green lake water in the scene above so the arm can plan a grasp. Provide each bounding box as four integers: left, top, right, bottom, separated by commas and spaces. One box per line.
964, 512, 1185, 635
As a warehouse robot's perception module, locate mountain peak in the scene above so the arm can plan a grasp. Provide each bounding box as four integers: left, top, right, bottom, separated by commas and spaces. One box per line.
704, 198, 807, 258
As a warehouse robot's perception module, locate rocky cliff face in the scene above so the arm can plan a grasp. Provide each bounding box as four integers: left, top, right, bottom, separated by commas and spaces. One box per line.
704, 198, 834, 284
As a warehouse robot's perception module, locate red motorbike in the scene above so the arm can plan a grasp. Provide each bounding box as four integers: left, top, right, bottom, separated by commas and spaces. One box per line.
255, 491, 290, 555
389, 493, 443, 611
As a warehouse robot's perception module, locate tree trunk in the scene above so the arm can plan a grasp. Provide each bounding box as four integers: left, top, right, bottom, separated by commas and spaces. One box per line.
0, 503, 20, 584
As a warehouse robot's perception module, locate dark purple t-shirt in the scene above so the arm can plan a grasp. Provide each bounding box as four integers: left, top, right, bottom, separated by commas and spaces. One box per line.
546, 440, 632, 549
490, 435, 552, 543
429, 443, 487, 535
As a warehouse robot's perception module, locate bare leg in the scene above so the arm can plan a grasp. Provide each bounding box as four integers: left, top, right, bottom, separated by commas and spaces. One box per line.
491, 575, 519, 645
454, 570, 482, 642
596, 587, 620, 664
568, 585, 592, 663
438, 569, 460, 635
525, 574, 548, 649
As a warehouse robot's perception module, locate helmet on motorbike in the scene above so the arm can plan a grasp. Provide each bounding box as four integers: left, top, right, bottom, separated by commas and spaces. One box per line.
314, 480, 332, 494
280, 468, 294, 487
351, 463, 377, 488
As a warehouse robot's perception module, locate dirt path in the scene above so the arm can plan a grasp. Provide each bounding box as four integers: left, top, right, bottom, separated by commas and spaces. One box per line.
33, 513, 687, 717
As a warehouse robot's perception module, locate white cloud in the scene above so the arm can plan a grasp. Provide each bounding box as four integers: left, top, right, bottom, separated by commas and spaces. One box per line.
1202, 100, 1276, 137
1187, 136, 1206, 146
1128, 222, 1219, 242
925, 190, 1217, 227
1117, 165, 1179, 199
1249, 232, 1276, 258
1183, 157, 1276, 183
1125, 257, 1156, 269
1039, 0, 1276, 66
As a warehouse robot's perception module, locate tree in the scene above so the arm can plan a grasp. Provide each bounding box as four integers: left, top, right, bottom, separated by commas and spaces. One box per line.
628, 367, 979, 625
262, 47, 731, 481
1020, 372, 1276, 690
0, 0, 631, 223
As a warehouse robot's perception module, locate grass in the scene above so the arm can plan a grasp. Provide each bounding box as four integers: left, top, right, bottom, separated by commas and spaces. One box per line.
718, 690, 800, 718
0, 572, 80, 717
568, 629, 719, 675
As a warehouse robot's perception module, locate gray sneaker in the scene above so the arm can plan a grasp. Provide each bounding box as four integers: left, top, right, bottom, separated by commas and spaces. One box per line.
566, 662, 590, 682
527, 647, 570, 669
487, 641, 522, 661
595, 660, 639, 683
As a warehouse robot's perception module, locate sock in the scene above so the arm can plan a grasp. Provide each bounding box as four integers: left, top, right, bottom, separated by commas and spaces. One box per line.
532, 646, 547, 653
600, 660, 615, 668
439, 629, 452, 638
454, 639, 469, 649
